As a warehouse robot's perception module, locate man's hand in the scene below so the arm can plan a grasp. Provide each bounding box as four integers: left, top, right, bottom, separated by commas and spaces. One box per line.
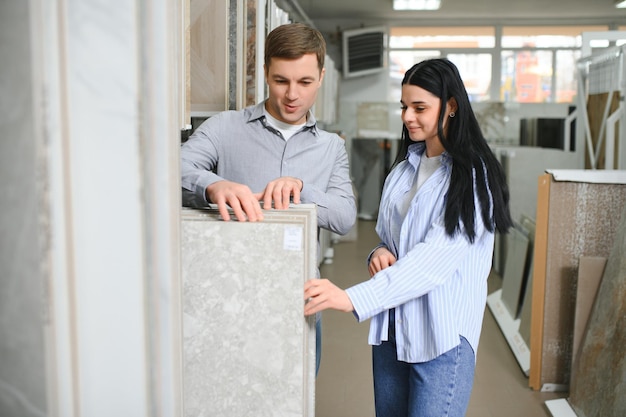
304, 279, 354, 316
255, 176, 303, 210
368, 246, 397, 277
205, 180, 264, 222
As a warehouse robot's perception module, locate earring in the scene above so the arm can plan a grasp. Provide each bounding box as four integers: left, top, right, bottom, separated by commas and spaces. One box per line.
449, 112, 455, 118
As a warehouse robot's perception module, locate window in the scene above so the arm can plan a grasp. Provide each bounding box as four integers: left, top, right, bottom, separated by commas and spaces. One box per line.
500, 26, 599, 102
555, 50, 581, 103
501, 26, 596, 48
390, 26, 495, 48
448, 53, 492, 102
389, 50, 440, 102
389, 25, 608, 103
501, 50, 552, 103
388, 27, 495, 102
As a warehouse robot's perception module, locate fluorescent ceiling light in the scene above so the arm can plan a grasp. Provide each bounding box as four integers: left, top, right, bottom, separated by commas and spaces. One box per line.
393, 0, 441, 11
616, 0, 626, 8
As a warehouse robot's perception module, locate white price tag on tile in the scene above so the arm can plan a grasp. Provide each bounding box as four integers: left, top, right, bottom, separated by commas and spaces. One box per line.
283, 226, 303, 251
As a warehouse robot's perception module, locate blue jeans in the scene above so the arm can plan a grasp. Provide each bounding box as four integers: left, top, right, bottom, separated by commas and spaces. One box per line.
372, 311, 475, 417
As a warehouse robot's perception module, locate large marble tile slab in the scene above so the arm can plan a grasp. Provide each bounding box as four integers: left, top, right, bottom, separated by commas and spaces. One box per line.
530, 173, 626, 390
181, 206, 317, 417
0, 2, 48, 416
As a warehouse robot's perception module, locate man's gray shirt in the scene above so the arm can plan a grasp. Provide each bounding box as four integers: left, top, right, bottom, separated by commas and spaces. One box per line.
181, 101, 356, 236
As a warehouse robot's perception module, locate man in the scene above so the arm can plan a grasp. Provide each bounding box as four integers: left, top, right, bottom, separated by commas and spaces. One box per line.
180, 22, 357, 372
181, 22, 355, 235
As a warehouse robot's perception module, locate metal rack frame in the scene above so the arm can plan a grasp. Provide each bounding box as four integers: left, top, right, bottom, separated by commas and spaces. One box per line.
575, 44, 626, 169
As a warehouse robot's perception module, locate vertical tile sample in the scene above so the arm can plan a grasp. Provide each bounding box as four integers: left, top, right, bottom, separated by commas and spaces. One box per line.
190, 0, 228, 113
569, 204, 626, 416
245, 0, 257, 106
501, 225, 530, 319
181, 206, 317, 417
0, 2, 48, 415
518, 215, 536, 348
570, 256, 606, 378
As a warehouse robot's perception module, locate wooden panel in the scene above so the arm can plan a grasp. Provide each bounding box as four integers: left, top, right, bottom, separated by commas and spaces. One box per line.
529, 174, 551, 390
190, 0, 228, 113
586, 92, 620, 169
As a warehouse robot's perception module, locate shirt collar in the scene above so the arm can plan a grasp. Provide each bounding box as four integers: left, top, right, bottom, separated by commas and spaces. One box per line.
247, 101, 320, 135
407, 142, 452, 167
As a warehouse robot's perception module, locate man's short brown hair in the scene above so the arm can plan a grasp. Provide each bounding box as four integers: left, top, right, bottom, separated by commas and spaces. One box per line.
264, 23, 326, 74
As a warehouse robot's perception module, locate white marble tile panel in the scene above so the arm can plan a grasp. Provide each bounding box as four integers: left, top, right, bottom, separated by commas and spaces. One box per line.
181, 206, 317, 417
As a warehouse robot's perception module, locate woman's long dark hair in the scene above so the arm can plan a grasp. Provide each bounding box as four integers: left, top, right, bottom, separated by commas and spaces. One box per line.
394, 58, 512, 242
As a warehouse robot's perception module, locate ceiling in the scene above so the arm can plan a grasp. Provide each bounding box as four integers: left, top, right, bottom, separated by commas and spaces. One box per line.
278, 0, 626, 33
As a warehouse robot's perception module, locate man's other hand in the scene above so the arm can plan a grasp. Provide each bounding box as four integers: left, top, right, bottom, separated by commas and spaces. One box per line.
206, 180, 264, 222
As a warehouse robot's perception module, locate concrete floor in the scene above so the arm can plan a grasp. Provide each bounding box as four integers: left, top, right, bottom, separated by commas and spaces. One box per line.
314, 219, 567, 417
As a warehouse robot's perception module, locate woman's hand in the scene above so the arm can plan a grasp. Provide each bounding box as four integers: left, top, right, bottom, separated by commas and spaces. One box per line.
304, 279, 354, 316
368, 246, 397, 277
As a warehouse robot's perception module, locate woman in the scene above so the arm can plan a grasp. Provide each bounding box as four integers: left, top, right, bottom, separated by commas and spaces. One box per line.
304, 58, 512, 417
